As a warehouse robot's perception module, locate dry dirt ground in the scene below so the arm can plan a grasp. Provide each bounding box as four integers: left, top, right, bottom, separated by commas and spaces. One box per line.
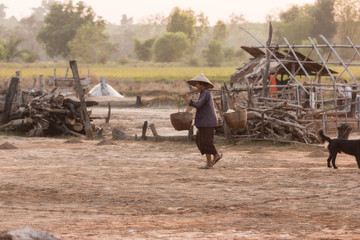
1, 103, 360, 239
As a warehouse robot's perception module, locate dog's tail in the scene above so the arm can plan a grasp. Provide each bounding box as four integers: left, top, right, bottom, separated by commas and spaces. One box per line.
318, 130, 332, 144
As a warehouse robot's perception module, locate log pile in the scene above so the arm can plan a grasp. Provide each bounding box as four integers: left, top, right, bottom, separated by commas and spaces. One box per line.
0, 91, 98, 137
241, 101, 319, 144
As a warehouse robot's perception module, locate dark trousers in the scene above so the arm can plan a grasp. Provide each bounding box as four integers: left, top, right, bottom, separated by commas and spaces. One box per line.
195, 127, 218, 155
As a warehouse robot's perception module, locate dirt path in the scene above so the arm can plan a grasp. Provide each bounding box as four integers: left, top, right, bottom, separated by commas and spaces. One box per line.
0, 106, 360, 239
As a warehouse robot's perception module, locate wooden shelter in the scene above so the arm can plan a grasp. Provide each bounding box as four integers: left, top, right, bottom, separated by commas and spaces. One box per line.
220, 25, 360, 144
230, 46, 338, 87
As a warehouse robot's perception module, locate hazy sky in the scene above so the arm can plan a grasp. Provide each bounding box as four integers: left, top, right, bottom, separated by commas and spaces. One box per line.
2, 0, 316, 25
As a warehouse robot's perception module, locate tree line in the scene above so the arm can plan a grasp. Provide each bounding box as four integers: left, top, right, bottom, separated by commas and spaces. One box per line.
0, 0, 358, 66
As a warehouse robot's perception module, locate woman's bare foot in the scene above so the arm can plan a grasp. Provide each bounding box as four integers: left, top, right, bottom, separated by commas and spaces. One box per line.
212, 153, 223, 165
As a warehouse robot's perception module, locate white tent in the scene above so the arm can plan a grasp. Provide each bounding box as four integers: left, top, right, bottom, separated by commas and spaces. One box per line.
88, 83, 124, 98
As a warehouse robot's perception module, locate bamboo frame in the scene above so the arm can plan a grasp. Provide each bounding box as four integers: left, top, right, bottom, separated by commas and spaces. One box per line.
234, 28, 360, 135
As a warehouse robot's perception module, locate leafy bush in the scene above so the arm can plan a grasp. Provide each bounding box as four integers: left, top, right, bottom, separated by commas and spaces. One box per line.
223, 46, 236, 61
133, 37, 155, 61
188, 54, 200, 66
153, 32, 189, 62
203, 39, 224, 67
22, 50, 39, 63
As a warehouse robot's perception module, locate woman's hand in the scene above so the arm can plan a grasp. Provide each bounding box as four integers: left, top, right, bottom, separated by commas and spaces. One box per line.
181, 93, 190, 103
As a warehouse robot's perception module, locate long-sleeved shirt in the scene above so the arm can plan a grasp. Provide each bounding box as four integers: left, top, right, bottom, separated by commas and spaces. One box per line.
339, 86, 352, 99
189, 88, 218, 127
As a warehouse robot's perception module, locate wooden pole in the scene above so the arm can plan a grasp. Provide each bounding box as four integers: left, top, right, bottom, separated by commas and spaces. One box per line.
15, 71, 23, 105
141, 121, 148, 140
69, 60, 93, 139
65, 66, 69, 79
262, 22, 272, 99
221, 86, 231, 143
320, 34, 359, 85
39, 75, 44, 93
105, 102, 111, 123
1, 77, 19, 124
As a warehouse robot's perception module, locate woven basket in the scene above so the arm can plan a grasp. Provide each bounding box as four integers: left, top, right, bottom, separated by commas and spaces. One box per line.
223, 109, 247, 129
170, 112, 193, 131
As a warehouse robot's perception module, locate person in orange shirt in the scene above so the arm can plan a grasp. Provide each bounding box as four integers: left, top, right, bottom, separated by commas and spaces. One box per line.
269, 75, 277, 97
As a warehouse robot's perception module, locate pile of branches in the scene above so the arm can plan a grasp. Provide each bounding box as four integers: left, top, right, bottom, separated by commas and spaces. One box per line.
0, 92, 98, 137
243, 102, 319, 144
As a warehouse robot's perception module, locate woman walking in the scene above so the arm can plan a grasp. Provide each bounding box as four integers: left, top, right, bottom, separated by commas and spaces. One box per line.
181, 73, 222, 169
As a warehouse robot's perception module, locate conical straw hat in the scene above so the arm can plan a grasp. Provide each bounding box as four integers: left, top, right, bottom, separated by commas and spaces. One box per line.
187, 73, 214, 89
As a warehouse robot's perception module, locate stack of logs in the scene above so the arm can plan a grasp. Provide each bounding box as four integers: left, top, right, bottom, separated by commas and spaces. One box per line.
242, 101, 319, 144
0, 91, 98, 137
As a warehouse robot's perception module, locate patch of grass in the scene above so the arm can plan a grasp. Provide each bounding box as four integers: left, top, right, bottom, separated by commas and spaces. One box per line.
0, 129, 27, 136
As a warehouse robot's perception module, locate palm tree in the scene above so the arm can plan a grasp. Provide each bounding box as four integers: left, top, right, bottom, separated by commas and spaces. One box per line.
3, 35, 25, 62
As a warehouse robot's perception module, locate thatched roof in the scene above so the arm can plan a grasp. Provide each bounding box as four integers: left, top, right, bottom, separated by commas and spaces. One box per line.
230, 46, 338, 87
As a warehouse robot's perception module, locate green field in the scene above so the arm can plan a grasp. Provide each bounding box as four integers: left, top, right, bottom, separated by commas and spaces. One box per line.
0, 62, 239, 98
2, 62, 360, 99
0, 62, 238, 84
2, 62, 360, 83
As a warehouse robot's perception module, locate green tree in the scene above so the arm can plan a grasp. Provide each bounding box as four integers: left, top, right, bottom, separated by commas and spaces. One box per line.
334, 0, 360, 41
153, 32, 189, 62
279, 5, 300, 22
275, 1, 336, 44
166, 7, 209, 44
194, 12, 210, 42
2, 35, 25, 62
167, 7, 196, 41
17, 15, 43, 57
37, 0, 105, 59
22, 49, 39, 63
203, 39, 224, 67
133, 37, 155, 61
213, 20, 229, 42
223, 46, 236, 61
0, 38, 4, 60
274, 4, 313, 44
311, 0, 336, 40
68, 23, 115, 64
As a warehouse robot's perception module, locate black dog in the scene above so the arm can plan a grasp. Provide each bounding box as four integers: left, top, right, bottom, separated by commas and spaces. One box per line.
318, 130, 360, 169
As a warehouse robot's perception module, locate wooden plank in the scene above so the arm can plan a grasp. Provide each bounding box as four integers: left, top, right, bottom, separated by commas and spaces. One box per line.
69, 60, 93, 139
